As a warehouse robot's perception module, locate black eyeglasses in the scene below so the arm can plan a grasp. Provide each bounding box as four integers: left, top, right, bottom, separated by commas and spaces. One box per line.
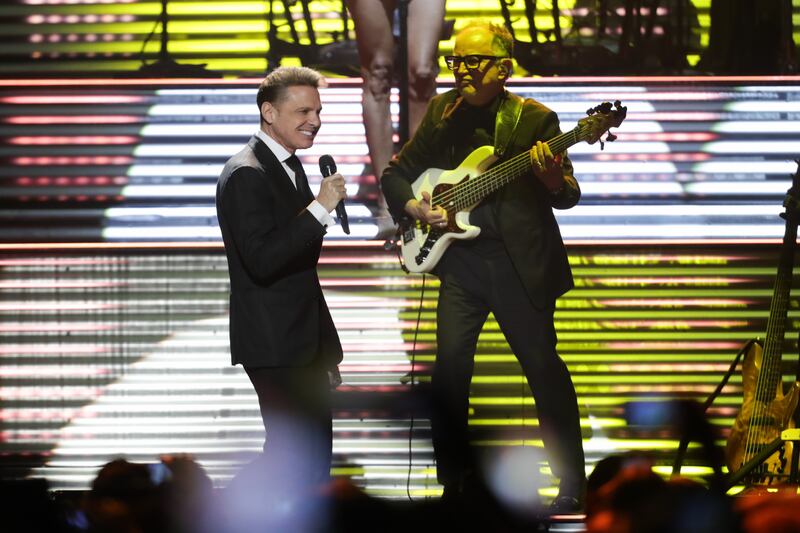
443, 54, 507, 71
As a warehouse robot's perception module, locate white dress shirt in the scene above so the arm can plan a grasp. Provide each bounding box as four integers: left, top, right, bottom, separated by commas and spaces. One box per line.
255, 129, 335, 228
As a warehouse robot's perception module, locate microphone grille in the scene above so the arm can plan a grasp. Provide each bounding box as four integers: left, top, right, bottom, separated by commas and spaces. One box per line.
319, 154, 335, 170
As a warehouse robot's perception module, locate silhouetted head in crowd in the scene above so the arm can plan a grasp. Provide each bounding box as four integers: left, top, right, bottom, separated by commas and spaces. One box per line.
84, 456, 215, 533
85, 458, 166, 533
585, 453, 742, 533
736, 490, 800, 533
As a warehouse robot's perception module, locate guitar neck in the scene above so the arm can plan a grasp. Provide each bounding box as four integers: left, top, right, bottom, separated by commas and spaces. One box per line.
440, 127, 581, 212
757, 216, 798, 402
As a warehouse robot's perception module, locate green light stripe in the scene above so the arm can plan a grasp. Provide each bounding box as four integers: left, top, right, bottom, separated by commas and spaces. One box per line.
468, 417, 626, 428
472, 375, 740, 384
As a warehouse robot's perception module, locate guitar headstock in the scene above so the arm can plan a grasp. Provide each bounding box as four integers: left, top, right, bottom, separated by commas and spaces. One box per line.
577, 101, 627, 150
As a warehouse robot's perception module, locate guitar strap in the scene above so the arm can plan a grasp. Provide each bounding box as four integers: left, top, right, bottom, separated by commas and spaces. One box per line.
436, 90, 524, 161
493, 90, 524, 159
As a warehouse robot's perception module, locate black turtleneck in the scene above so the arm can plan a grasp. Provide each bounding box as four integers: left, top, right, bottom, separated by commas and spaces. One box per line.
442, 95, 505, 260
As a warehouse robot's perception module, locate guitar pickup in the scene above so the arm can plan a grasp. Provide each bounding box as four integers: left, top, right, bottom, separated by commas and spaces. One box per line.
402, 226, 415, 244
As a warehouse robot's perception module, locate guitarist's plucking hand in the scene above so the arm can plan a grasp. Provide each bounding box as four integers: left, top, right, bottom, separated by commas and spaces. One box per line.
404, 190, 448, 228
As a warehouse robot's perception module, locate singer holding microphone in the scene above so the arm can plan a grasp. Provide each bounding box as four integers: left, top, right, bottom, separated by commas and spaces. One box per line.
216, 66, 347, 512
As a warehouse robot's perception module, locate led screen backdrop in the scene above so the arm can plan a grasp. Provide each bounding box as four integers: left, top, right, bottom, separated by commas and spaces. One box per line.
2, 76, 800, 498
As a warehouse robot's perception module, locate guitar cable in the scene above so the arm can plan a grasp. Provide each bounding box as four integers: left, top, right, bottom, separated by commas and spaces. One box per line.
405, 272, 427, 501
388, 226, 428, 500
671, 338, 756, 476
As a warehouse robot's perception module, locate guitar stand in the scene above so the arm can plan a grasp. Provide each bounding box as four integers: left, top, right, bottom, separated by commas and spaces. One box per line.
722, 429, 800, 491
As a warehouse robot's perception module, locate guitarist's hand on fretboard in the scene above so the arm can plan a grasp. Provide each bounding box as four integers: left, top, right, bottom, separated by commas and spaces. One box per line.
404, 190, 448, 228
530, 140, 565, 192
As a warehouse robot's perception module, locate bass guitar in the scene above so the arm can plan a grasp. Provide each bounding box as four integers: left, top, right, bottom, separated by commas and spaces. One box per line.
725, 162, 800, 485
399, 101, 626, 274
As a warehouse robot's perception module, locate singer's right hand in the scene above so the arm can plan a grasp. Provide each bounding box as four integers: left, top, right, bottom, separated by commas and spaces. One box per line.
317, 173, 346, 212
404, 191, 448, 227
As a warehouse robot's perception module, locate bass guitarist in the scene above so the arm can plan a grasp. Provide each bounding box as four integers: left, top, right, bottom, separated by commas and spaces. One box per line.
380, 20, 585, 512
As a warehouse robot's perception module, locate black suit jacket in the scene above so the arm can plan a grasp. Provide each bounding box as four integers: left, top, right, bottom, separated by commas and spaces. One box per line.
216, 135, 343, 368
381, 89, 580, 308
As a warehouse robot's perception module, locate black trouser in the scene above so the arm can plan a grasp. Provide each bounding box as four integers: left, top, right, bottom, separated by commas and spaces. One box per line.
432, 246, 585, 491
244, 362, 333, 488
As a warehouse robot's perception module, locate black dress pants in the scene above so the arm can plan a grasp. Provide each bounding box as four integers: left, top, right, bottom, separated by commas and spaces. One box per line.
432, 245, 585, 491
244, 361, 333, 489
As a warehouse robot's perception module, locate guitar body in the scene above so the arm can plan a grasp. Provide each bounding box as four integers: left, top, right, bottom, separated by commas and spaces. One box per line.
725, 341, 800, 482
400, 146, 496, 274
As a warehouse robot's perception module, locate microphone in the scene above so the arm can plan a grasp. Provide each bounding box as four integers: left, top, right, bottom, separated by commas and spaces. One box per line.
319, 154, 349, 234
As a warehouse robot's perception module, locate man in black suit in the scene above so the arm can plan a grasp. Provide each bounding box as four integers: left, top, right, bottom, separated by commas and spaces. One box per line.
216, 66, 347, 495
381, 21, 585, 512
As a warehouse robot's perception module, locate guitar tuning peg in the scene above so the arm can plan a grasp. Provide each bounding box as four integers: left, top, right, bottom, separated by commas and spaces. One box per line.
606, 132, 617, 143
599, 138, 605, 151
586, 107, 593, 115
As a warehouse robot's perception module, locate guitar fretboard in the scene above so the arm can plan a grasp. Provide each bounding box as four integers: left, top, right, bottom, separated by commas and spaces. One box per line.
431, 127, 581, 212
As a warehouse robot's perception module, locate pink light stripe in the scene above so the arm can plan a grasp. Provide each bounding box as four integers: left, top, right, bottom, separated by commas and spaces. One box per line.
336, 385, 410, 393
615, 132, 717, 142
0, 323, 116, 332
336, 321, 422, 329
594, 277, 751, 285
627, 112, 721, 121
0, 281, 124, 289
4, 115, 141, 124
9, 135, 139, 145
0, 303, 120, 311
0, 345, 109, 354
598, 299, 752, 307
605, 341, 742, 350
13, 155, 133, 165
0, 410, 81, 421
322, 279, 420, 287
319, 256, 397, 264
0, 258, 127, 266
0, 238, 783, 252
0, 387, 104, 400
0, 367, 110, 377
339, 364, 416, 372
603, 320, 747, 328
0, 75, 795, 88
609, 364, 732, 372
342, 343, 434, 351
593, 153, 711, 161
328, 300, 415, 308
0, 95, 146, 104
585, 92, 729, 101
